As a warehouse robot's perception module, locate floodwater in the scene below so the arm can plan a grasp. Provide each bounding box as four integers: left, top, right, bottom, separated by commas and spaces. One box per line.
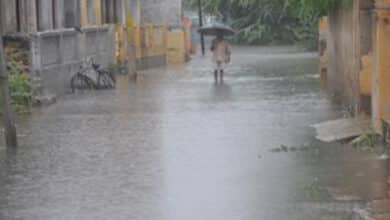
0, 46, 389, 220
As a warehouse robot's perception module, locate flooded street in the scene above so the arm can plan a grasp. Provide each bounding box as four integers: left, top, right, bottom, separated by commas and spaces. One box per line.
0, 47, 389, 220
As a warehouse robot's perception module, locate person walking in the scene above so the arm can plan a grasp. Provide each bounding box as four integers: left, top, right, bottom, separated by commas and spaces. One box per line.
211, 32, 231, 83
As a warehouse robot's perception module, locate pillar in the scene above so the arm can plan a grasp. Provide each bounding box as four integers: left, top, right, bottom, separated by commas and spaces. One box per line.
1, 0, 17, 33
80, 0, 88, 26
372, 2, 390, 132
24, 0, 38, 32
95, 0, 103, 25
87, 0, 96, 25
37, 0, 54, 31
53, 0, 65, 29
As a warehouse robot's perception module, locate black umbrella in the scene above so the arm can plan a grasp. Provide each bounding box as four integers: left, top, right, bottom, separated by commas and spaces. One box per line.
198, 23, 236, 36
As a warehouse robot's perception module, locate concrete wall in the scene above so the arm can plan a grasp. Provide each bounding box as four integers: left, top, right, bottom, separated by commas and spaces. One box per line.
327, 7, 356, 110
372, 1, 390, 132
325, 0, 374, 114
358, 0, 374, 114
131, 0, 185, 70
324, 0, 390, 133
319, 17, 329, 90
141, 0, 183, 27
30, 26, 114, 96
1, 0, 184, 97
133, 24, 168, 70
1, 0, 117, 98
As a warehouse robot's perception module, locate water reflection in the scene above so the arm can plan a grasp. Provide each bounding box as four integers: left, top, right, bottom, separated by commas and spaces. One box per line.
210, 82, 232, 102
0, 47, 383, 220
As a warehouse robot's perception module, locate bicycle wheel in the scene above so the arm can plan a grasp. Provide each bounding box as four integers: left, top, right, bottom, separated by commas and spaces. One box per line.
71, 74, 83, 92
101, 69, 116, 84
97, 71, 115, 89
71, 73, 96, 92
82, 75, 97, 90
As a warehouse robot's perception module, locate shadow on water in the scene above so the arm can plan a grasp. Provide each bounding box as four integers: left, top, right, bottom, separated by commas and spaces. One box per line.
210, 82, 232, 102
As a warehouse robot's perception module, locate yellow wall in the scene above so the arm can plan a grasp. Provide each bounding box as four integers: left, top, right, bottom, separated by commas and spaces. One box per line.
372, 9, 390, 132
81, 0, 102, 26
359, 54, 372, 96
127, 16, 134, 44
115, 24, 128, 64
134, 25, 142, 59
319, 16, 329, 89
80, 0, 88, 26
131, 25, 187, 65
166, 30, 185, 64
319, 17, 329, 34
95, 0, 103, 25
133, 24, 168, 60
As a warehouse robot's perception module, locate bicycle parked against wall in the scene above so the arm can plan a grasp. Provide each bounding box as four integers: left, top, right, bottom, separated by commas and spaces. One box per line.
70, 58, 116, 93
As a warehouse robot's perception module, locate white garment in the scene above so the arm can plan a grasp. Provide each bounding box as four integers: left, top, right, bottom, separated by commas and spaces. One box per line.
213, 61, 227, 72
211, 39, 231, 63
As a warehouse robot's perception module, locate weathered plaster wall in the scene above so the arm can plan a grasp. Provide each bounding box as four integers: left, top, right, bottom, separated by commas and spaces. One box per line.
372, 2, 390, 132
327, 7, 356, 109
141, 0, 183, 27
326, 0, 374, 114
319, 17, 329, 90
30, 26, 115, 96
358, 0, 375, 114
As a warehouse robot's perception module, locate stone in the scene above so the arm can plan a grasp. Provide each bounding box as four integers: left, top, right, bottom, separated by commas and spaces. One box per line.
33, 94, 57, 106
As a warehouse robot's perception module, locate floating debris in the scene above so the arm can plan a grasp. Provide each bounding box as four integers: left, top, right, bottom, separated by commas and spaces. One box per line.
311, 117, 374, 142
269, 144, 317, 153
378, 154, 390, 160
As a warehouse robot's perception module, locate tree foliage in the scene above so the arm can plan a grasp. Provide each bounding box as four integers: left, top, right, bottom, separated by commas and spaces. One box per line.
186, 0, 353, 48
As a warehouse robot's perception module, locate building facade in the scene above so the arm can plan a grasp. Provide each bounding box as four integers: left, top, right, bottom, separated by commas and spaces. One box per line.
0, 0, 185, 100
321, 0, 390, 133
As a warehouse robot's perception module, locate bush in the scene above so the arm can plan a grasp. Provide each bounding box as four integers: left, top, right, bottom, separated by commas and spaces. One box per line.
5, 54, 32, 109
108, 63, 128, 75
9, 72, 32, 107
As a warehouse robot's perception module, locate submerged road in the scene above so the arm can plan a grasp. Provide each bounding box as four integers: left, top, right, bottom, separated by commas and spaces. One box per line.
0, 46, 389, 220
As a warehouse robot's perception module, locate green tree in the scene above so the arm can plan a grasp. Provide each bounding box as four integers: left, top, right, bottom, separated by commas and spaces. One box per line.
186, 0, 353, 48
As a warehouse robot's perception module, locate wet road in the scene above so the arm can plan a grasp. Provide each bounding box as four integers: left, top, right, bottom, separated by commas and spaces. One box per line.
0, 47, 389, 220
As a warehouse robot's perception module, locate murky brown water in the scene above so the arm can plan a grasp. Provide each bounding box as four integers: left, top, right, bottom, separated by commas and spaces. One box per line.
0, 46, 388, 220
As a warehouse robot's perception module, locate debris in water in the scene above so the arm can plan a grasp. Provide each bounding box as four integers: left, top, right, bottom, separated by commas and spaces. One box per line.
333, 195, 363, 202
270, 147, 282, 153
281, 145, 288, 152
269, 145, 316, 153
303, 178, 331, 201
378, 154, 390, 160
311, 117, 374, 142
351, 133, 378, 149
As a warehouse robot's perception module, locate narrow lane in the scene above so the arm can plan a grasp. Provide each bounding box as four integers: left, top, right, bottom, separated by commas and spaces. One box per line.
0, 47, 388, 220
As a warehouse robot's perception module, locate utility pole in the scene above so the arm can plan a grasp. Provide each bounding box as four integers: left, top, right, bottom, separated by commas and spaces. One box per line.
0, 19, 18, 148
197, 0, 205, 55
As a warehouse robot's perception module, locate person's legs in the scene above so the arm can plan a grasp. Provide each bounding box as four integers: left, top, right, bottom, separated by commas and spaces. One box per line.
219, 63, 225, 83
214, 61, 222, 83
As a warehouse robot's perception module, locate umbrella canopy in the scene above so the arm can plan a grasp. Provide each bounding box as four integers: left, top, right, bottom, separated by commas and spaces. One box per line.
198, 23, 236, 36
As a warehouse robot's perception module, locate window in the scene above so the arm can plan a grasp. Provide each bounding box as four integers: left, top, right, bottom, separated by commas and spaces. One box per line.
35, 0, 40, 30
52, 0, 57, 29
64, 0, 79, 28
35, 0, 57, 31
103, 0, 121, 24
15, 0, 21, 31
87, 0, 96, 25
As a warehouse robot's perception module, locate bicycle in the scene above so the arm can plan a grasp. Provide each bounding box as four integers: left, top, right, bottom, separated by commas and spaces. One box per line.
70, 59, 97, 92
92, 60, 116, 89
70, 58, 115, 92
